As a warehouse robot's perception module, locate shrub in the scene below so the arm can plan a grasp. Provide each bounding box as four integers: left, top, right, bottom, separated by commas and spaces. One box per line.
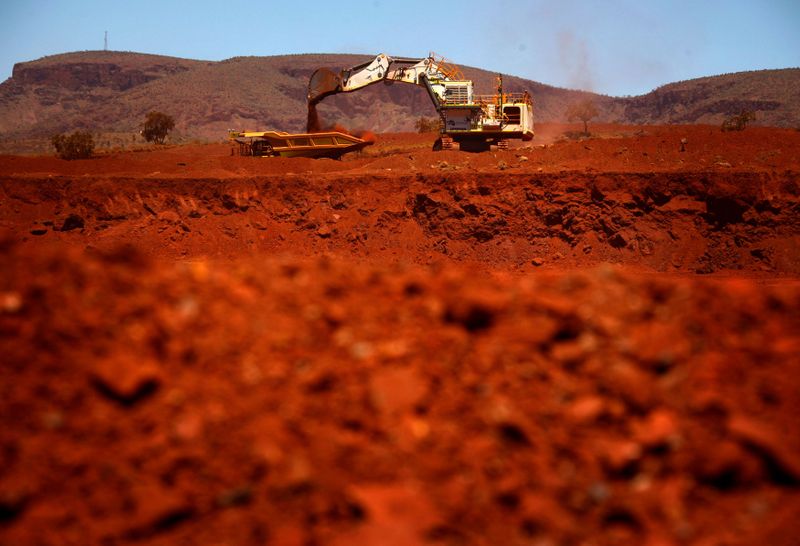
721, 111, 755, 132
51, 131, 95, 160
415, 117, 439, 133
566, 99, 599, 136
141, 111, 175, 144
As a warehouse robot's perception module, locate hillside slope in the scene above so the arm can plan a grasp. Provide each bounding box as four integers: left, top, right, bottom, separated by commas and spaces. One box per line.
0, 51, 797, 145
619, 69, 800, 126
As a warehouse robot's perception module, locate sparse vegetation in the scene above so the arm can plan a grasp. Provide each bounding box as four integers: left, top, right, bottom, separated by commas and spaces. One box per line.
142, 111, 175, 144
414, 117, 439, 133
566, 99, 599, 136
722, 111, 756, 132
51, 131, 95, 160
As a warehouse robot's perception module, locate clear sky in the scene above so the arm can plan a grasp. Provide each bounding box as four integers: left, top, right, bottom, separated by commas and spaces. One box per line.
1, 0, 798, 96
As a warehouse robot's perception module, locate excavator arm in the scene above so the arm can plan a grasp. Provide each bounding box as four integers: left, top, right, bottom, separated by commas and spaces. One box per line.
307, 53, 458, 108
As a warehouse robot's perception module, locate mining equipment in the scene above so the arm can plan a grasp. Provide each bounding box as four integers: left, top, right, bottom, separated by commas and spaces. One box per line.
229, 129, 370, 159
308, 52, 534, 152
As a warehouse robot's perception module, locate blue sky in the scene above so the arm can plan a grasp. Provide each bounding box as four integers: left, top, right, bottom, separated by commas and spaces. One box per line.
1, 0, 798, 96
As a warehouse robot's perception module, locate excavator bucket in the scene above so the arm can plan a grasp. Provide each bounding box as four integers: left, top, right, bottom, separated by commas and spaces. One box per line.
308, 67, 342, 104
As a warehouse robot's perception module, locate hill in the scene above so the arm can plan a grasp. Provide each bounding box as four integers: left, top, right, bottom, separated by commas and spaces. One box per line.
618, 69, 800, 126
0, 50, 798, 149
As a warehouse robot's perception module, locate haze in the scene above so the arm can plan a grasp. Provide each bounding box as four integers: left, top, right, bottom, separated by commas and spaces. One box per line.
1, 0, 798, 96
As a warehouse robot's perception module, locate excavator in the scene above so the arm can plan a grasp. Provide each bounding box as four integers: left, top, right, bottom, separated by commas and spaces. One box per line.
308, 52, 534, 152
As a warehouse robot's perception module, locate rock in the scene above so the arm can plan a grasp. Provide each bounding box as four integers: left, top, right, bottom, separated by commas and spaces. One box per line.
59, 213, 85, 231
1, 292, 22, 313
715, 161, 732, 168
317, 225, 332, 238
633, 409, 680, 448
728, 415, 800, 484
90, 356, 163, 405
172, 413, 204, 441
566, 396, 606, 424
253, 437, 284, 467
215, 485, 253, 508
496, 421, 532, 446
497, 160, 508, 170
158, 210, 180, 224
283, 455, 313, 489
340, 484, 441, 546
221, 194, 247, 211
519, 156, 529, 162
443, 296, 498, 332
0, 486, 30, 523
124, 481, 193, 539
551, 339, 587, 365
608, 232, 627, 249
29, 226, 47, 236
627, 322, 690, 371
600, 439, 642, 474
588, 481, 611, 503
694, 439, 762, 488
605, 363, 657, 411
531, 257, 544, 266
41, 411, 64, 430
370, 367, 426, 415
519, 493, 575, 535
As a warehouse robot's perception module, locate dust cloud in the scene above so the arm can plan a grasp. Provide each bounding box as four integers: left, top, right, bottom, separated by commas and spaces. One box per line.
307, 102, 322, 133
557, 30, 594, 91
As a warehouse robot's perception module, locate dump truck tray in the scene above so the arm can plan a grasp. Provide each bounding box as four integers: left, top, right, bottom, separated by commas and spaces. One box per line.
231, 130, 370, 159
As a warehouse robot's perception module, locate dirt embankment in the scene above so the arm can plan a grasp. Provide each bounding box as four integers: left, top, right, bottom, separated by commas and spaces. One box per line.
3, 170, 799, 274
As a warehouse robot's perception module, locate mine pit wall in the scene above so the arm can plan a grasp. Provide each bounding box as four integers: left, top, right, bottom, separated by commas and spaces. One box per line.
2, 171, 799, 275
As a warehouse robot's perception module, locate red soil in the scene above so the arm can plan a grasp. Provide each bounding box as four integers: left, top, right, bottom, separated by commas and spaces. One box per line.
308, 102, 322, 133
1, 124, 799, 545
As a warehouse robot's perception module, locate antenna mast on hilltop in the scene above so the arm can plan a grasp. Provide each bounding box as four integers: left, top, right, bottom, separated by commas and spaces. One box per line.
104, 31, 108, 51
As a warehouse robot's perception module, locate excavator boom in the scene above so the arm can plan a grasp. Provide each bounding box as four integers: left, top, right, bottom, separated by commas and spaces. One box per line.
308, 54, 452, 105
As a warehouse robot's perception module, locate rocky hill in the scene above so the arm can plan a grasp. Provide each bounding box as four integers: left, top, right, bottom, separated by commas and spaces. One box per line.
0, 50, 798, 148
616, 69, 800, 127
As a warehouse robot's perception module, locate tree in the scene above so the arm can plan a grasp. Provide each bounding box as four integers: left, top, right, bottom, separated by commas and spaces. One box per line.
51, 131, 94, 160
141, 111, 175, 144
566, 99, 599, 136
721, 111, 755, 132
